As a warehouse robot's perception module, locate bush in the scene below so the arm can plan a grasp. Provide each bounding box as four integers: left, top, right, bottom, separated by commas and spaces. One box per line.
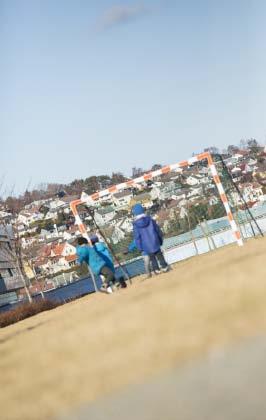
0, 300, 61, 328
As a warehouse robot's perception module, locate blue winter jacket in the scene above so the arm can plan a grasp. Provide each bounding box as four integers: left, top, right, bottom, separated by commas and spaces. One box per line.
128, 239, 148, 256
133, 215, 163, 254
95, 242, 115, 273
76, 245, 106, 276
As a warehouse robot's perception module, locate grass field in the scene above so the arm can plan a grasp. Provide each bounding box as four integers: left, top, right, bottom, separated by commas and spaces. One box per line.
1, 237, 266, 420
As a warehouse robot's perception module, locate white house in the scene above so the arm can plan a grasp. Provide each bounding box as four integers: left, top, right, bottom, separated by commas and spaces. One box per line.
231, 183, 263, 205
36, 241, 77, 274
133, 195, 154, 208
18, 210, 44, 227
94, 207, 116, 227
180, 206, 188, 219
186, 176, 200, 186
50, 242, 76, 258
112, 191, 133, 209
232, 153, 244, 161
111, 226, 126, 244
45, 210, 59, 220
16, 223, 28, 237
187, 187, 203, 198
240, 183, 263, 203
116, 217, 133, 233
21, 236, 38, 249
243, 164, 253, 173
150, 185, 163, 200
0, 225, 24, 290
171, 193, 186, 201
25, 199, 48, 210
49, 199, 66, 211
258, 194, 266, 203
195, 174, 209, 185
40, 228, 61, 241
151, 182, 181, 201
231, 167, 241, 174
47, 257, 69, 274
0, 211, 12, 221
248, 158, 257, 166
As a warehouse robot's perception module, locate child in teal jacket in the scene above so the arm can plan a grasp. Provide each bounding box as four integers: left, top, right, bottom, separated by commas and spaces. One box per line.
90, 234, 127, 289
76, 237, 115, 292
76, 236, 127, 291
89, 234, 115, 272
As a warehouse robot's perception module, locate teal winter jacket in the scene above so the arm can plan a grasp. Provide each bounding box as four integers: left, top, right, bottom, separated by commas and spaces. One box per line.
76, 245, 105, 276
94, 242, 115, 273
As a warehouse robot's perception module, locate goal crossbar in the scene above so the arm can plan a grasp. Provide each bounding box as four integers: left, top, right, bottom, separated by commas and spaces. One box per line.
70, 152, 243, 246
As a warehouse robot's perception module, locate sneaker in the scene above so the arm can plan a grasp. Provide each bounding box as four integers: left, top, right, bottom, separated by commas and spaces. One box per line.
120, 280, 127, 288
100, 285, 113, 294
162, 266, 170, 273
155, 270, 161, 275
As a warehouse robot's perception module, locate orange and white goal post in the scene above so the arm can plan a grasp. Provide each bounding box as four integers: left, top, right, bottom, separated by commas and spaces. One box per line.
70, 151, 243, 247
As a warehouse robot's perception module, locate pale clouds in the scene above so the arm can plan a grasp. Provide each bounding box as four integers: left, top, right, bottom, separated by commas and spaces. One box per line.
98, 2, 150, 31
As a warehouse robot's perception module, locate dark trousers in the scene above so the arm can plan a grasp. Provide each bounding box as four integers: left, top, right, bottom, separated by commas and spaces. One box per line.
149, 250, 168, 271
100, 266, 115, 287
100, 266, 127, 288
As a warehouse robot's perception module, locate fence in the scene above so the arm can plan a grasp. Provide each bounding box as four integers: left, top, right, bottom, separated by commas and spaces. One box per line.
3, 208, 266, 312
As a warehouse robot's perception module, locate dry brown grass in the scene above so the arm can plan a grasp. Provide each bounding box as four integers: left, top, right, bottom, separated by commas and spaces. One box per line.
1, 237, 266, 420
0, 300, 61, 328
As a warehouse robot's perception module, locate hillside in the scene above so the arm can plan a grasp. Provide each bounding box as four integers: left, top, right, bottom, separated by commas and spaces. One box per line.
1, 237, 266, 419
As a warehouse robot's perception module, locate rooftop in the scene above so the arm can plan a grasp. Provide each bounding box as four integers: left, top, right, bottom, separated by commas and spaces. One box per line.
96, 206, 115, 215
113, 190, 132, 199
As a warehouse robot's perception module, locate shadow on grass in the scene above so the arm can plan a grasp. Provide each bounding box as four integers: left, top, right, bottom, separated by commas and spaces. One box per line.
0, 320, 52, 344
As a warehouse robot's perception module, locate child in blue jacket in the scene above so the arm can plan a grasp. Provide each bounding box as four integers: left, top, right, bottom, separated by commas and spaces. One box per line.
77, 235, 127, 291
126, 239, 156, 278
89, 234, 115, 273
131, 203, 170, 273
76, 236, 116, 293
90, 235, 127, 289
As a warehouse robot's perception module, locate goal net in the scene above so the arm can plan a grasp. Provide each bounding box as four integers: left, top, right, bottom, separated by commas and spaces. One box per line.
70, 152, 245, 279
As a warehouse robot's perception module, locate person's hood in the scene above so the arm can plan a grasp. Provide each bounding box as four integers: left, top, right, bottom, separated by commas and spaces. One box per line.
90, 234, 99, 244
134, 215, 152, 228
132, 203, 145, 216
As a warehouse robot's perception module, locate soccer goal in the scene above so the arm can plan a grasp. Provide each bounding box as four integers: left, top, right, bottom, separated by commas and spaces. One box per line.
70, 152, 243, 254
69, 151, 247, 288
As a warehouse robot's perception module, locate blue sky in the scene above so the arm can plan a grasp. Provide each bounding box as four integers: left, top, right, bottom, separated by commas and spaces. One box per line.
1, 0, 266, 196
